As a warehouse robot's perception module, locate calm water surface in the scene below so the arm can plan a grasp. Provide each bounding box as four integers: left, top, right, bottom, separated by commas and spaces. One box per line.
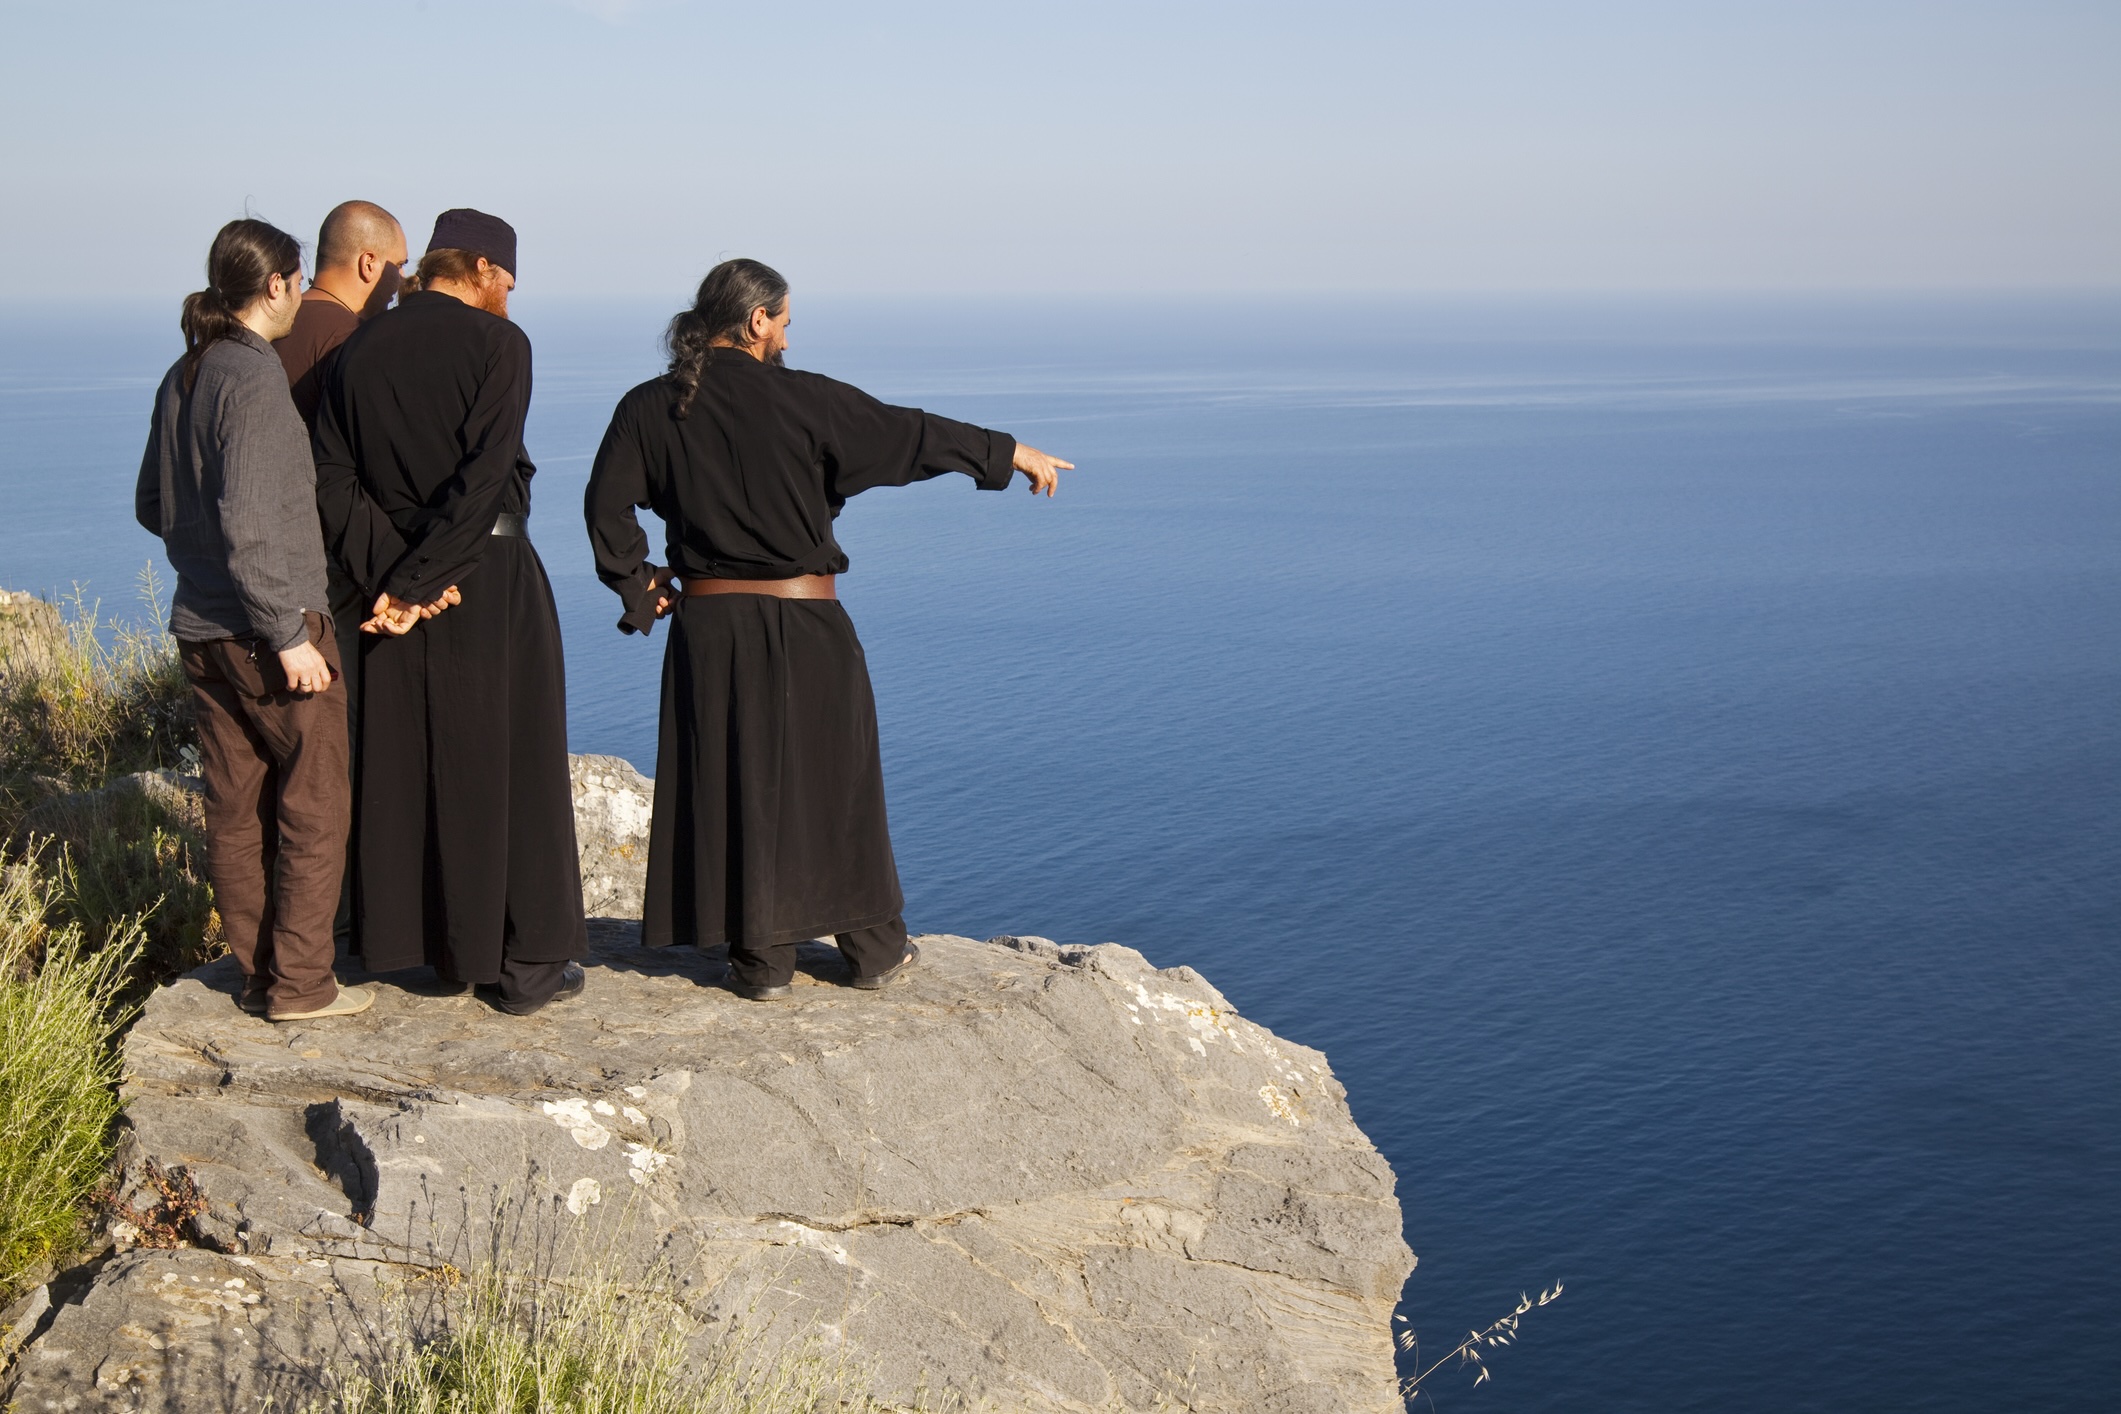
3, 295, 2117, 1412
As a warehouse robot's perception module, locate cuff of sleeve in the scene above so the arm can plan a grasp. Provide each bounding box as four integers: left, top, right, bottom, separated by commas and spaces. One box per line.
269, 616, 310, 653
976, 431, 1017, 491
615, 565, 664, 636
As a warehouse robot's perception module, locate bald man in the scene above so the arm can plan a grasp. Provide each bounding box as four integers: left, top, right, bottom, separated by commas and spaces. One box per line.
275, 199, 406, 951
277, 201, 407, 426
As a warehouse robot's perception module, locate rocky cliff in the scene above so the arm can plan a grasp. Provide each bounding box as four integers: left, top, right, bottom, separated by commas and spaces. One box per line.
5, 759, 1414, 1412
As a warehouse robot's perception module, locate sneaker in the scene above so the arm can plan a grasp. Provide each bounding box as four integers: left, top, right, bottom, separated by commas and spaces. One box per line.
849, 942, 920, 991
267, 984, 375, 1023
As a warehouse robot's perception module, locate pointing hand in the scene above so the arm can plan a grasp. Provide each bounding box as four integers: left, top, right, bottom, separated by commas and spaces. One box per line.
1011, 443, 1070, 497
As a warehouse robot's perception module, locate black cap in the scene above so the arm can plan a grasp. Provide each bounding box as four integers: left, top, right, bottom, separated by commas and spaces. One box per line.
427, 208, 517, 278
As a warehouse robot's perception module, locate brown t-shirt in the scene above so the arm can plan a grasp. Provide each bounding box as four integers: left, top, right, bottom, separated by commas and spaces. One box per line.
275, 294, 361, 430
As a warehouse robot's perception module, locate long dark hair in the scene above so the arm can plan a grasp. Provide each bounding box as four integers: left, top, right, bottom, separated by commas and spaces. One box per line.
180, 219, 301, 390
664, 258, 788, 419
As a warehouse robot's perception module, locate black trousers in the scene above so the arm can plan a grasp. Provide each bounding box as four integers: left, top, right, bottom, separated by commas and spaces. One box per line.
352, 536, 587, 981
329, 569, 364, 951
729, 915, 909, 990
646, 597, 906, 955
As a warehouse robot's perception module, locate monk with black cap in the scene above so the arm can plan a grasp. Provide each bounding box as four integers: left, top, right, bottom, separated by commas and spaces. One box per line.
313, 208, 588, 1014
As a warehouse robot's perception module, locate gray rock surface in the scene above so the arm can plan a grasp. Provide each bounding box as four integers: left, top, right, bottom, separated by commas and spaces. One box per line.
6, 1248, 401, 1413
569, 752, 655, 918
11, 927, 1414, 1411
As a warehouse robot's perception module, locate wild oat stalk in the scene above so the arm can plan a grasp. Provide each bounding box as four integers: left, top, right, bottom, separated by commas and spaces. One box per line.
313, 1256, 965, 1414
1398, 1280, 1563, 1406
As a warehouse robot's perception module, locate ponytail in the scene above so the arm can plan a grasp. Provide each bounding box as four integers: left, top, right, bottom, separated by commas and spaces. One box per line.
664, 307, 717, 420
180, 218, 301, 390
664, 258, 788, 420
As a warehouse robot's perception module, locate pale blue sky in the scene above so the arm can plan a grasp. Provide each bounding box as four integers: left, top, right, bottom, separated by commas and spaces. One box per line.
3, 0, 2116, 298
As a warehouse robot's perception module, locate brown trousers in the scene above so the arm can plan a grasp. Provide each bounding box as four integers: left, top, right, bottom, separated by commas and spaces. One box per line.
180, 613, 350, 1014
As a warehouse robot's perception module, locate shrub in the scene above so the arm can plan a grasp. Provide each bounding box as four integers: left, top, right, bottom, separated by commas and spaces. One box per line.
34, 779, 221, 992
0, 576, 195, 839
0, 579, 219, 988
0, 848, 143, 1302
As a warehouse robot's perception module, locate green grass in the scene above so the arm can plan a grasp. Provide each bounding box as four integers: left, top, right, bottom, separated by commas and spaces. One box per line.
313, 1260, 965, 1414
0, 848, 143, 1302
0, 582, 213, 1305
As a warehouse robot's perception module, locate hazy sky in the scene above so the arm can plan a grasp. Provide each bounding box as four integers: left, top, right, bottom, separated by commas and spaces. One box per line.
4, 0, 2116, 298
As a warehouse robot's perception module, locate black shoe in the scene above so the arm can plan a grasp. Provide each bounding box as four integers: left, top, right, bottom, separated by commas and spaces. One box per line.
849, 941, 919, 991
491, 961, 586, 1017
726, 978, 794, 1001
403, 974, 474, 999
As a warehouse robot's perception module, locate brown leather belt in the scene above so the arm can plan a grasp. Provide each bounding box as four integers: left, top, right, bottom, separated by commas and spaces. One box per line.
681, 574, 837, 601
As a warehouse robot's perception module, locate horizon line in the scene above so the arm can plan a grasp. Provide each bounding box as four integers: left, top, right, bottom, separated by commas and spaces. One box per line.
7, 284, 2121, 309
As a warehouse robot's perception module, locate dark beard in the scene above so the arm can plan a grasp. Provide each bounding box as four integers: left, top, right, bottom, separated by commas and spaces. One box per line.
766, 347, 784, 367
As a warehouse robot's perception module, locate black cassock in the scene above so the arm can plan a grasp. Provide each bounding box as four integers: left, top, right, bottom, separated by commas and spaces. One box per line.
314, 291, 586, 981
583, 352, 1015, 969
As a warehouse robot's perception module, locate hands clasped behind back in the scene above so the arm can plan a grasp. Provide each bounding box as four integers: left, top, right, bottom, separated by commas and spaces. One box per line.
361, 584, 462, 635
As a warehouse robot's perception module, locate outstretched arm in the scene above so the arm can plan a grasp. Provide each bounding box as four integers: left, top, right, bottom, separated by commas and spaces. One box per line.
809, 372, 1014, 499
809, 371, 1070, 502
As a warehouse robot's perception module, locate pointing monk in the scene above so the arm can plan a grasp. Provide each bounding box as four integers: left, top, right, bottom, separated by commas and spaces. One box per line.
584, 259, 1067, 1000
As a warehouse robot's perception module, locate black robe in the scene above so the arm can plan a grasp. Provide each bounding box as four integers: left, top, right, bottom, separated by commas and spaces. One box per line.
313, 291, 586, 979
583, 351, 1016, 952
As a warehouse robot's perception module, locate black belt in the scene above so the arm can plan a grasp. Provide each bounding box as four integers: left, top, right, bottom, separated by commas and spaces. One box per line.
491, 513, 529, 538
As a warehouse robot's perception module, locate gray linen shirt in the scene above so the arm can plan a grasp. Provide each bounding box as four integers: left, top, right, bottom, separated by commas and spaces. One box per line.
135, 328, 330, 651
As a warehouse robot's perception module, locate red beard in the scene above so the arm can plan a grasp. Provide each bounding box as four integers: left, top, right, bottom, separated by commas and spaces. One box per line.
474, 274, 511, 319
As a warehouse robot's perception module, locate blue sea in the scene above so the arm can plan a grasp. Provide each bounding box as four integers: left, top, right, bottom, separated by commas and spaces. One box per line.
3, 293, 2118, 1412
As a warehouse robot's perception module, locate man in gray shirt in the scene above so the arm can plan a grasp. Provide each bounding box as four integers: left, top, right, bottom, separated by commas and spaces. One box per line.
136, 218, 372, 1023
